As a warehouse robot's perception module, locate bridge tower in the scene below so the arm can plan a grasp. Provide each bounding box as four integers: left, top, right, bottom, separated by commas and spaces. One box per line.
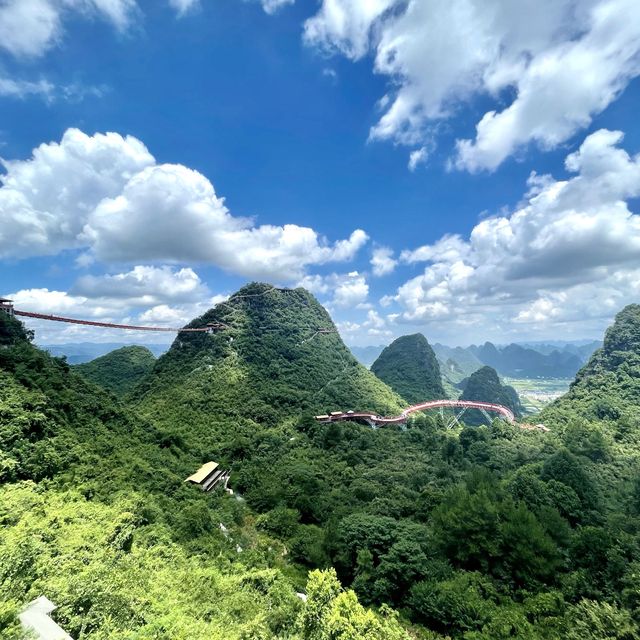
0, 298, 14, 316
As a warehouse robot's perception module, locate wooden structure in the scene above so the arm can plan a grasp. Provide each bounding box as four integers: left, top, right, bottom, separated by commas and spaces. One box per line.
185, 461, 230, 492
0, 298, 14, 316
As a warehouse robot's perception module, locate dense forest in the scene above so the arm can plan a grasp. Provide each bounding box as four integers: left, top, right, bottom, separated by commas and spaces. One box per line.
458, 366, 524, 425
74, 345, 156, 396
2, 289, 640, 638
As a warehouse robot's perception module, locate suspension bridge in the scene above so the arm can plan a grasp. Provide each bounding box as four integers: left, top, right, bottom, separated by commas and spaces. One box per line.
0, 294, 337, 343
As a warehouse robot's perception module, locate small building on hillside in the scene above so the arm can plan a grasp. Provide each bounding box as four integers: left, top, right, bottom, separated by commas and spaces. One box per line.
185, 461, 230, 492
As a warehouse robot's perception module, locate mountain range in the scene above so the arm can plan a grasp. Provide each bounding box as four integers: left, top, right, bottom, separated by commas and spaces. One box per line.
4, 286, 640, 638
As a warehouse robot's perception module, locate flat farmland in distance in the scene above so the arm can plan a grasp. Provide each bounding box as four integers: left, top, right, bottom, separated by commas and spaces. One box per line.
504, 377, 572, 413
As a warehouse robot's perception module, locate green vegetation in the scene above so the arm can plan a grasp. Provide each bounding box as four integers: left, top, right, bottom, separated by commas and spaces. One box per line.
74, 345, 156, 396
0, 307, 409, 639
459, 366, 523, 425
4, 296, 640, 638
371, 333, 445, 403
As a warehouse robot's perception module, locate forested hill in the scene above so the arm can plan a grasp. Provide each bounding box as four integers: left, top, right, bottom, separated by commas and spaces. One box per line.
131, 283, 404, 441
544, 304, 640, 423
459, 365, 523, 425
74, 345, 156, 396
371, 333, 445, 403
0, 305, 411, 638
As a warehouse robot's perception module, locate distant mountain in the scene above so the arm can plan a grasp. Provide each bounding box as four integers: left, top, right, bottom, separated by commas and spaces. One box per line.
459, 366, 524, 425
519, 341, 602, 361
132, 283, 404, 437
349, 344, 385, 368
546, 304, 640, 422
465, 341, 584, 378
74, 345, 156, 396
371, 333, 445, 404
40, 341, 169, 364
433, 343, 484, 382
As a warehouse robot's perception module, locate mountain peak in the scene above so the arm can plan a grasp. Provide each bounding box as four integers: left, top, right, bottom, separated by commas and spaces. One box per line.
371, 333, 445, 404
459, 365, 523, 424
74, 345, 156, 396
132, 283, 403, 432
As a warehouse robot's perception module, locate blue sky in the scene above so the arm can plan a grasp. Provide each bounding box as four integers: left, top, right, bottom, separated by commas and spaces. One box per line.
1, 0, 640, 347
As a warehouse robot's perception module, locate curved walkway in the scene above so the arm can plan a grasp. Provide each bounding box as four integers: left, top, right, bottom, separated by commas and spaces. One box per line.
316, 399, 516, 426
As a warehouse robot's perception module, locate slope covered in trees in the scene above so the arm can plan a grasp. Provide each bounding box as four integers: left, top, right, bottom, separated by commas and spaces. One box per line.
5, 297, 640, 639
131, 283, 404, 451
74, 345, 156, 396
459, 366, 523, 425
0, 311, 410, 639
371, 333, 445, 403
544, 304, 640, 424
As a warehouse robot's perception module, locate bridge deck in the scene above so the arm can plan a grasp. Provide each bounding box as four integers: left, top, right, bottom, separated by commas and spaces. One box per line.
316, 399, 516, 426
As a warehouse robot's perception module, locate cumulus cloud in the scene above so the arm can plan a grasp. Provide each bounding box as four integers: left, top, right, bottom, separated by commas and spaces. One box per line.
389, 128, 640, 335
336, 308, 393, 342
297, 271, 370, 308
5, 267, 228, 342
370, 246, 397, 276
0, 0, 137, 58
0, 129, 369, 281
72, 265, 209, 304
304, 0, 640, 171
304, 0, 395, 59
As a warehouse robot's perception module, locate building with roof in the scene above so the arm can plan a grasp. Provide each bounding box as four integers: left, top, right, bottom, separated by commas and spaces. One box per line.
185, 461, 230, 492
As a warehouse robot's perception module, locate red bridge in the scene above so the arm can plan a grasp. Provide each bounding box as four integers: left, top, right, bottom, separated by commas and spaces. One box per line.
316, 399, 516, 427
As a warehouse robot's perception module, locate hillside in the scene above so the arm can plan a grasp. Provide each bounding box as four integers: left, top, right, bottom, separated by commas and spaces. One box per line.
459, 365, 523, 425
42, 341, 168, 364
545, 304, 640, 424
74, 345, 156, 396
0, 309, 410, 639
371, 333, 444, 403
131, 283, 404, 449
6, 302, 640, 637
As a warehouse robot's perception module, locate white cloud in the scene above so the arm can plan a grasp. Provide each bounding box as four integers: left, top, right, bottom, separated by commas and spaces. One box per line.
297, 271, 370, 308
304, 0, 640, 171
370, 246, 397, 276
0, 0, 137, 58
408, 146, 429, 171
390, 128, 640, 336
72, 265, 209, 304
168, 0, 199, 17
333, 271, 369, 307
0, 76, 54, 100
304, 0, 396, 59
0, 129, 369, 281
336, 308, 393, 341
260, 0, 295, 15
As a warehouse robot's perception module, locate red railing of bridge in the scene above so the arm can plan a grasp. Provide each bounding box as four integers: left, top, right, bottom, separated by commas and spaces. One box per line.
316, 399, 516, 425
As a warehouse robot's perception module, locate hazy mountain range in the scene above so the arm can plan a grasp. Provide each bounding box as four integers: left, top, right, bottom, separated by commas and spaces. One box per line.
351, 340, 601, 381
